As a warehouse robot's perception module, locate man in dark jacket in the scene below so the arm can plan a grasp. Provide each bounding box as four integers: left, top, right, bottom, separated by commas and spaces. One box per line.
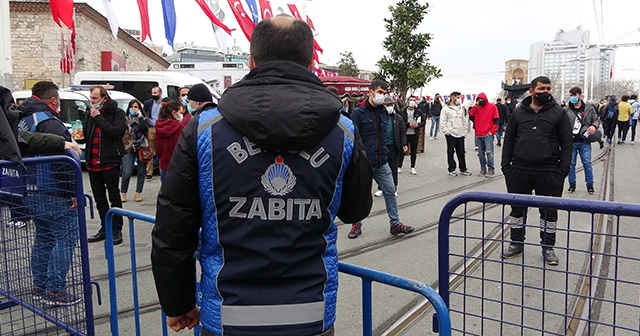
85, 86, 127, 245
428, 93, 443, 139
495, 98, 507, 146
348, 80, 415, 239
501, 76, 573, 265
17, 81, 82, 305
565, 86, 599, 195
373, 94, 407, 196
151, 15, 373, 336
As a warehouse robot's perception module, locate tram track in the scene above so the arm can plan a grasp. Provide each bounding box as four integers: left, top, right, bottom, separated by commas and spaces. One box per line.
379, 146, 615, 335
83, 147, 613, 332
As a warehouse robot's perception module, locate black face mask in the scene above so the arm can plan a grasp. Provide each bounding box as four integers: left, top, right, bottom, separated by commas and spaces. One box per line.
152, 95, 160, 100
478, 100, 486, 106
534, 92, 552, 104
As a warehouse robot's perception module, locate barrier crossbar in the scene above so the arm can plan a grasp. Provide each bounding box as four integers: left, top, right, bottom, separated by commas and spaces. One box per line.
438, 191, 640, 336
0, 155, 95, 336
105, 208, 451, 336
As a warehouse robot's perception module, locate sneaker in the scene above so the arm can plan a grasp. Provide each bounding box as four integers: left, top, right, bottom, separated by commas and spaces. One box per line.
135, 193, 142, 202
448, 171, 458, 177
567, 183, 576, 193
121, 193, 127, 203
410, 168, 418, 175
374, 190, 383, 197
599, 141, 604, 149
607, 138, 612, 144
32, 285, 46, 300
394, 191, 398, 197
496, 141, 502, 147
478, 167, 486, 177
587, 184, 595, 195
460, 171, 472, 176
501, 243, 524, 259
146, 175, 152, 180
485, 168, 495, 177
621, 141, 626, 144
397, 167, 402, 173
390, 222, 415, 235
429, 136, 434, 140
475, 146, 478, 151
433, 136, 438, 140
43, 290, 81, 306
87, 228, 106, 243
632, 141, 635, 145
542, 247, 559, 265
348, 224, 362, 239
617, 140, 622, 145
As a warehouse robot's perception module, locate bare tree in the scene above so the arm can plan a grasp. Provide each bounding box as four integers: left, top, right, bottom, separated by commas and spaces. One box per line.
592, 79, 640, 101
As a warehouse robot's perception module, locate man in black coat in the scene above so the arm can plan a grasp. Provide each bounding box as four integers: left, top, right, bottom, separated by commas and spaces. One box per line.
85, 86, 127, 245
495, 98, 507, 146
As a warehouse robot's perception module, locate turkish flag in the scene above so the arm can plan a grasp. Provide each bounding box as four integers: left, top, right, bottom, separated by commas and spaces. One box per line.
136, 0, 152, 42
49, 0, 74, 31
196, 0, 234, 35
259, 0, 272, 19
287, 4, 302, 19
227, 0, 256, 42
306, 15, 315, 31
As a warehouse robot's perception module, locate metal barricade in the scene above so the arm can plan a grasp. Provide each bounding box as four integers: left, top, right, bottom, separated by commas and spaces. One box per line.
105, 208, 451, 336
438, 191, 640, 335
0, 155, 95, 335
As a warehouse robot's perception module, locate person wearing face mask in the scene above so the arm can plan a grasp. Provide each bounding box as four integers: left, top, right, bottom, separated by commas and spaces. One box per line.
441, 91, 472, 177
469, 93, 499, 177
630, 94, 640, 144
120, 99, 149, 203
348, 80, 415, 239
185, 83, 214, 117
564, 86, 599, 195
154, 101, 185, 182
143, 86, 164, 180
427, 93, 443, 140
501, 76, 573, 266
85, 86, 127, 245
178, 86, 193, 126
374, 95, 408, 197
397, 97, 425, 175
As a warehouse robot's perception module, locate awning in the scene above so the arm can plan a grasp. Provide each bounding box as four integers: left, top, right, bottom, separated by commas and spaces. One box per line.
319, 76, 371, 97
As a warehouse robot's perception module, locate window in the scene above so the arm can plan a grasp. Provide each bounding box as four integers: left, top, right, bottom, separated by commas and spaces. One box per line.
167, 85, 180, 100
80, 80, 159, 102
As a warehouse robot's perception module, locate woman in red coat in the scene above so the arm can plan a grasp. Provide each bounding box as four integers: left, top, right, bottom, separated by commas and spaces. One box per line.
154, 101, 185, 182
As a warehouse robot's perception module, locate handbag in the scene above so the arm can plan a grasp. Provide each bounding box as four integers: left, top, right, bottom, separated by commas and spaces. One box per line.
138, 146, 153, 162
123, 128, 134, 154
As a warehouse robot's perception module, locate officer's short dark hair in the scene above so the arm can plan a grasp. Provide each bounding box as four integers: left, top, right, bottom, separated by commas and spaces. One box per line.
31, 81, 59, 100
530, 76, 551, 89
569, 87, 582, 95
370, 80, 388, 91
250, 14, 314, 67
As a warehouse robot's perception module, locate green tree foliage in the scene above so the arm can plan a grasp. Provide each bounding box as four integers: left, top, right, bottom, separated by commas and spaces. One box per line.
338, 51, 359, 77
375, 0, 441, 99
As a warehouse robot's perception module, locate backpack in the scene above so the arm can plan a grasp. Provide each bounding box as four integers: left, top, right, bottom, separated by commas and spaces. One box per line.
606, 105, 616, 119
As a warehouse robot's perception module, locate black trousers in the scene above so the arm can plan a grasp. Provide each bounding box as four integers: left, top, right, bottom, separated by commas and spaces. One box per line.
445, 135, 467, 172
88, 167, 123, 231
399, 134, 419, 168
617, 121, 630, 141
387, 145, 399, 188
604, 118, 617, 140
504, 168, 564, 246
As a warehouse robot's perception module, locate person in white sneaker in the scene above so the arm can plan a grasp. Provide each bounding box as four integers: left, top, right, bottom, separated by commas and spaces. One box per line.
441, 91, 472, 176
374, 95, 407, 197
398, 97, 425, 175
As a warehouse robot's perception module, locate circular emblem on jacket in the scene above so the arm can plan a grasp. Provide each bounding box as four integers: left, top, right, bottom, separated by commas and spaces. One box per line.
261, 156, 297, 196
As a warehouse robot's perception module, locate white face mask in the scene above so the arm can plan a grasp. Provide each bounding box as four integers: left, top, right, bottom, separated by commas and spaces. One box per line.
455, 98, 462, 105
409, 101, 417, 108
176, 113, 183, 122
372, 93, 385, 106
386, 106, 395, 114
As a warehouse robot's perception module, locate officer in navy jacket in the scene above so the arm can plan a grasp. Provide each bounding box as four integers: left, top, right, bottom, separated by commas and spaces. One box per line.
151, 16, 373, 336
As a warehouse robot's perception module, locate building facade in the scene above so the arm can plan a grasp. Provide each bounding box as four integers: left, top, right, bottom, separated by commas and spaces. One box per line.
529, 27, 615, 98
9, 0, 169, 91
504, 60, 529, 85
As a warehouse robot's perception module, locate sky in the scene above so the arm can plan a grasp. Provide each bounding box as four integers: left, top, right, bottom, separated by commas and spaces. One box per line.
80, 0, 640, 98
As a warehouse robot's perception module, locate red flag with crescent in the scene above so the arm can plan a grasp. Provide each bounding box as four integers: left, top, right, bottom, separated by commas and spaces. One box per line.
259, 0, 272, 19
226, 0, 256, 42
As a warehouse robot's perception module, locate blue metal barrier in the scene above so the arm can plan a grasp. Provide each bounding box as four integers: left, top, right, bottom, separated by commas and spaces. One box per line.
0, 155, 95, 335
438, 191, 640, 335
105, 208, 451, 336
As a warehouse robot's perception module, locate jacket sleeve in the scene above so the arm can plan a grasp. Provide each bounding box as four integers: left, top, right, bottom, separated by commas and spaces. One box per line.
93, 108, 127, 140
440, 107, 450, 135
151, 118, 202, 317
557, 110, 574, 176
137, 115, 149, 134
398, 115, 407, 147
18, 130, 65, 155
38, 119, 71, 142
586, 104, 600, 129
337, 130, 373, 223
416, 109, 426, 128
501, 110, 517, 171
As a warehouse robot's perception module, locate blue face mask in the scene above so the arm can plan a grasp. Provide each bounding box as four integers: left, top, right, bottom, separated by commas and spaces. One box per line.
569, 96, 580, 104
181, 96, 188, 106
129, 109, 137, 116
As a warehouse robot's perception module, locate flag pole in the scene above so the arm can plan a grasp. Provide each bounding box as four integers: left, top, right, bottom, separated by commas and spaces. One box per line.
60, 28, 65, 88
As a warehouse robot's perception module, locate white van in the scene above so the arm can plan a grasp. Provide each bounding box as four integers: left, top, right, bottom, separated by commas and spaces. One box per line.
73, 71, 219, 102
167, 62, 249, 95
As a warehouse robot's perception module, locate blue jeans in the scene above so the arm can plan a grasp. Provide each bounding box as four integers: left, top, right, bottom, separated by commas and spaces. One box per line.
356, 163, 399, 227
568, 141, 593, 185
476, 135, 494, 170
430, 116, 440, 137
121, 151, 146, 193
24, 194, 79, 293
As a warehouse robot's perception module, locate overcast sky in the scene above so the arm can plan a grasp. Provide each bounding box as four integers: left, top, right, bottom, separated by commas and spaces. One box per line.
81, 0, 640, 98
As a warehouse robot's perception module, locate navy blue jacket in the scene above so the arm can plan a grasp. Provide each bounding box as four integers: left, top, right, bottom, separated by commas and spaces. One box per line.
351, 100, 389, 168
